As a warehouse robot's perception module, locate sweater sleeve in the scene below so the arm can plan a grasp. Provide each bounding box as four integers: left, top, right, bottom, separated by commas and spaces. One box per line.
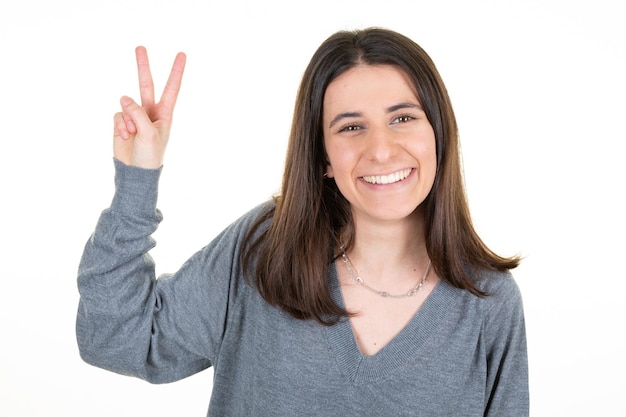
76, 159, 259, 384
482, 273, 530, 416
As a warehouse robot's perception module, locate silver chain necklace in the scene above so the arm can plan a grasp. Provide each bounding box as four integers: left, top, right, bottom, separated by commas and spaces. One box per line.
339, 245, 431, 299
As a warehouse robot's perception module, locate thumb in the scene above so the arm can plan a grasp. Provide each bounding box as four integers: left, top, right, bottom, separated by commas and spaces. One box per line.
117, 96, 165, 169
120, 96, 155, 137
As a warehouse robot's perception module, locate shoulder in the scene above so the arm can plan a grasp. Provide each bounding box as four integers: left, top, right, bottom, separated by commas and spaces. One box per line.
440, 268, 524, 323
471, 269, 526, 330
188, 199, 276, 267
475, 269, 522, 302
220, 199, 276, 239
434, 268, 525, 327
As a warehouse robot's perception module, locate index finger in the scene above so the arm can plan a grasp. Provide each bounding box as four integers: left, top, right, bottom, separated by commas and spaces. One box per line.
158, 52, 187, 115
135, 46, 155, 107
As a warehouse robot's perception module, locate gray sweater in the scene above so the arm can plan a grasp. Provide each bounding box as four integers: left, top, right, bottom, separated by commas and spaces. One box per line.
76, 160, 529, 416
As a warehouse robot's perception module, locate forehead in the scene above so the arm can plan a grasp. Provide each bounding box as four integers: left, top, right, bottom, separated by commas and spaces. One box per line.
323, 64, 418, 112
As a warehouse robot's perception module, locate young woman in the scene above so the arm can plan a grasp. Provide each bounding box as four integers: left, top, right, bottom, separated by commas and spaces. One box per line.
77, 28, 529, 416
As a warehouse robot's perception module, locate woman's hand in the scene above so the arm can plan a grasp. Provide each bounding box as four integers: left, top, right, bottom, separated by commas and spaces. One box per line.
113, 46, 186, 169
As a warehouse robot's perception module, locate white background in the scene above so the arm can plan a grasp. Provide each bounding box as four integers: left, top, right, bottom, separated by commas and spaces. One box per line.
1, 0, 624, 416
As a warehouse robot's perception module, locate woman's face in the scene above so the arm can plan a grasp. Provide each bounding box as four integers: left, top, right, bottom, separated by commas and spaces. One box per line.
322, 64, 437, 226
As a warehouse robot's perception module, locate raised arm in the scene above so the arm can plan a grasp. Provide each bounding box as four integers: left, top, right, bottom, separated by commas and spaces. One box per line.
114, 46, 186, 168
76, 47, 218, 383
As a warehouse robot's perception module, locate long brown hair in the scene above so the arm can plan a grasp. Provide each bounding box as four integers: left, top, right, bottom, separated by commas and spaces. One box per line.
243, 27, 519, 325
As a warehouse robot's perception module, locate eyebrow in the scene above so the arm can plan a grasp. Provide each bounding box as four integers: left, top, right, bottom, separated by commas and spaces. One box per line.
328, 111, 362, 129
328, 102, 423, 128
387, 102, 423, 113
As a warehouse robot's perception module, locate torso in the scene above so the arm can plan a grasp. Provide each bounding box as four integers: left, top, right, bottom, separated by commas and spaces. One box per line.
210, 255, 525, 415
337, 261, 440, 355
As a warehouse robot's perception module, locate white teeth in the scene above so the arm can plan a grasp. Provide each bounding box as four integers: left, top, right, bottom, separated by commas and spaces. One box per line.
362, 168, 412, 185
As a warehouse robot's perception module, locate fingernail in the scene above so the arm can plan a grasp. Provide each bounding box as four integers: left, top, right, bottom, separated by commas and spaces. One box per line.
121, 97, 132, 106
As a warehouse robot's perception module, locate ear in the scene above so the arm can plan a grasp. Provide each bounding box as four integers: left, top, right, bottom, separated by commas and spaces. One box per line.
325, 164, 334, 178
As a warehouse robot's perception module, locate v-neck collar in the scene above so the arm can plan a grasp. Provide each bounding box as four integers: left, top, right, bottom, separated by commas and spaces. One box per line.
325, 261, 456, 383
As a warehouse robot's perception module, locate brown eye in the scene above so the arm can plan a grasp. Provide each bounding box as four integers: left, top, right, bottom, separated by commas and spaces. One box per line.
339, 124, 362, 132
392, 115, 415, 124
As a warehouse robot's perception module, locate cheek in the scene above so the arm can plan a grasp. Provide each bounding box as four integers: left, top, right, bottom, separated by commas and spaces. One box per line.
323, 139, 335, 177
410, 134, 437, 181
424, 144, 438, 178
325, 142, 354, 177
425, 140, 437, 167
424, 142, 438, 187
408, 134, 436, 163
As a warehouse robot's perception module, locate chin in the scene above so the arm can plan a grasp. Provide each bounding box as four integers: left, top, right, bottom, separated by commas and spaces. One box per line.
362, 203, 424, 223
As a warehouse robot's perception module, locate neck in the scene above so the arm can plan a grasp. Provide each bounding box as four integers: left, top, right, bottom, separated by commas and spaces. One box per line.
343, 209, 429, 281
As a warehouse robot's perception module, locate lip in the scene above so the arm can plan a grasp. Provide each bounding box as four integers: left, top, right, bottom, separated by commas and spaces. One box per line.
359, 168, 415, 187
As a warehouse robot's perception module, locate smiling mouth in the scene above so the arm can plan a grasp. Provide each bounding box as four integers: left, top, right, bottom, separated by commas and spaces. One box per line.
362, 168, 413, 185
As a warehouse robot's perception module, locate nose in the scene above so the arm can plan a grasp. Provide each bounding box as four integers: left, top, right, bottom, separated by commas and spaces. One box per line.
365, 125, 397, 162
